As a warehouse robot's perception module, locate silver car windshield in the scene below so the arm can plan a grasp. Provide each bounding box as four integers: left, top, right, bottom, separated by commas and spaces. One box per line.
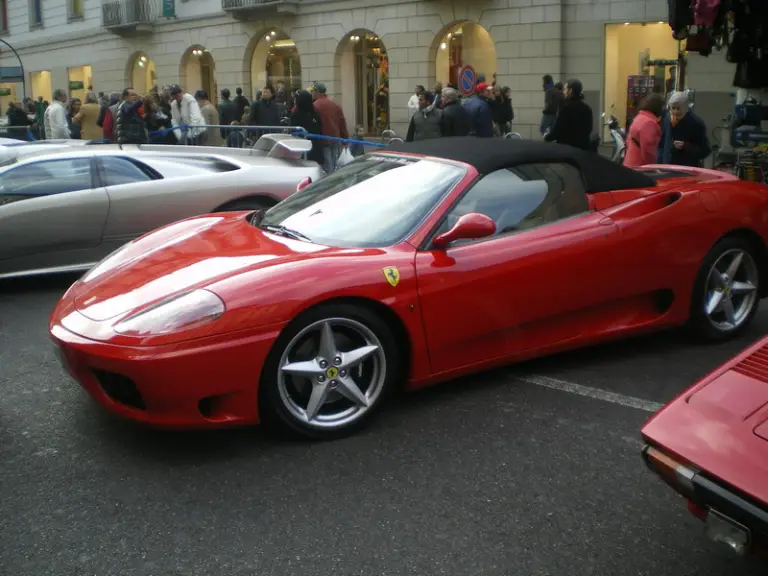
258, 155, 465, 248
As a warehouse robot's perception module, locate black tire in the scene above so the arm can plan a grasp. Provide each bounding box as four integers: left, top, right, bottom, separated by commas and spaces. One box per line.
258, 303, 401, 440
689, 236, 762, 342
219, 197, 275, 212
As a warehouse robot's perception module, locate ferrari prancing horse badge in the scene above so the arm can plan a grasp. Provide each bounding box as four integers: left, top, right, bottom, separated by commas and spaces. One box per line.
382, 266, 400, 287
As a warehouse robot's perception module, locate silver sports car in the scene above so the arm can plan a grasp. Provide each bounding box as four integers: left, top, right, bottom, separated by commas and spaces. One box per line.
0, 135, 323, 279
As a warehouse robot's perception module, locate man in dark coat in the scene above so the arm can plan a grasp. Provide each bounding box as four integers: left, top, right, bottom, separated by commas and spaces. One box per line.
463, 82, 494, 138
544, 78, 593, 151
115, 87, 147, 144
439, 87, 470, 137
248, 85, 283, 139
540, 74, 562, 135
406, 91, 443, 142
233, 87, 249, 120
218, 88, 238, 140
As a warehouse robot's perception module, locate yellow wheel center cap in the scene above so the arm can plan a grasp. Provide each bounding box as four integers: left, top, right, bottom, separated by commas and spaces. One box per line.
326, 366, 339, 379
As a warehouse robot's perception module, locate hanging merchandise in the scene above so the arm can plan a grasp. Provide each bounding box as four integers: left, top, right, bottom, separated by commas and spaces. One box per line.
727, 0, 768, 89
668, 0, 694, 39
668, 0, 767, 89
692, 0, 722, 26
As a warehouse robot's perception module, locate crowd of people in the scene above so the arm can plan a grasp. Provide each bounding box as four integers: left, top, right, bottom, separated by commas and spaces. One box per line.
404, 72, 711, 169
404, 74, 598, 152
3, 71, 712, 172
405, 81, 515, 140
3, 81, 353, 173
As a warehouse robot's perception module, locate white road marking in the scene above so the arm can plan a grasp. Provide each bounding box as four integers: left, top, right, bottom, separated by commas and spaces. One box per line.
516, 374, 664, 413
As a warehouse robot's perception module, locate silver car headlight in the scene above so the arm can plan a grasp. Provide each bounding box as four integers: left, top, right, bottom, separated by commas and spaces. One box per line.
113, 289, 225, 336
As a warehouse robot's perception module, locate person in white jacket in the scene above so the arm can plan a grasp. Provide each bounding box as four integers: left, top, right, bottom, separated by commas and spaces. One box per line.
168, 84, 205, 144
407, 85, 425, 120
43, 89, 71, 140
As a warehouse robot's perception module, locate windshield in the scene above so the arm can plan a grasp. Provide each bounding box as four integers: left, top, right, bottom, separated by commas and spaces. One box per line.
258, 155, 465, 248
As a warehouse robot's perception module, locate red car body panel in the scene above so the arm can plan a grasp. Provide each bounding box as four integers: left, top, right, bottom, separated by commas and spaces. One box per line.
642, 335, 768, 508
48, 154, 768, 429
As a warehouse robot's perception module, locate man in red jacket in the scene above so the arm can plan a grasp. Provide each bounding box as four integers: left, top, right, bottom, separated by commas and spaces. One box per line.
312, 83, 348, 172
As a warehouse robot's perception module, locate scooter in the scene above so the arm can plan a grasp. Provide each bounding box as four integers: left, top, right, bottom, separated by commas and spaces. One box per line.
602, 109, 626, 163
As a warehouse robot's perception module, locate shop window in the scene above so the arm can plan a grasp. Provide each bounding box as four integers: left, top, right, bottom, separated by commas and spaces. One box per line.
69, 0, 84, 20
29, 0, 43, 28
130, 53, 157, 95
250, 30, 302, 96
182, 46, 217, 106
339, 32, 389, 136
603, 23, 683, 130
67, 65, 92, 101
435, 23, 497, 93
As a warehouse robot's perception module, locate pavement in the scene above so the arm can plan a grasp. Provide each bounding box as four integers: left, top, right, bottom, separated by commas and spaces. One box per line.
1, 273, 767, 576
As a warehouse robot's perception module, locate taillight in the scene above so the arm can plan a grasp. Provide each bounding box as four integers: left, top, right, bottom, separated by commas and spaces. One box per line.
644, 445, 696, 493
297, 177, 312, 192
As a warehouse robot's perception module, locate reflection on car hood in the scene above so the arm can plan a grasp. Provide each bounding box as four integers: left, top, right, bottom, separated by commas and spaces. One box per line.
72, 213, 327, 322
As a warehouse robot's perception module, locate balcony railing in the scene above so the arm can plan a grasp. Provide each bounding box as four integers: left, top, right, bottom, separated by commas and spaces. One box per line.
102, 0, 158, 29
221, 0, 298, 16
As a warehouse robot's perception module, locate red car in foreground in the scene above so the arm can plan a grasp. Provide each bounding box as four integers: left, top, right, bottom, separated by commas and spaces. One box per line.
50, 137, 768, 439
642, 336, 768, 557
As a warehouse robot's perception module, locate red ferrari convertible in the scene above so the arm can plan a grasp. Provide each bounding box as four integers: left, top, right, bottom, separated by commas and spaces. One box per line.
49, 138, 768, 439
642, 336, 768, 557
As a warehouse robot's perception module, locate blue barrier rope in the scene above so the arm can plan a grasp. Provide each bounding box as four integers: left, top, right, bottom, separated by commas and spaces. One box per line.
294, 131, 388, 148
29, 124, 392, 148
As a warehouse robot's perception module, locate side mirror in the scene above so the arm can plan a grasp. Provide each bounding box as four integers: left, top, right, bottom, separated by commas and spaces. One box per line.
432, 213, 496, 249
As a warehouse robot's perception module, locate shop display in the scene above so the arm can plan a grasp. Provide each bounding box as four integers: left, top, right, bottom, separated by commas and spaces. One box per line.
626, 75, 658, 127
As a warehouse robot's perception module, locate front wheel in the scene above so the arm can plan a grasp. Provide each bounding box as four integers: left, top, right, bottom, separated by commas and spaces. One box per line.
259, 304, 401, 439
689, 237, 761, 342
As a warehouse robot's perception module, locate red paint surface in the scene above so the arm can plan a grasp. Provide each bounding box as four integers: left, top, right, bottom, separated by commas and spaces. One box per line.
642, 335, 768, 509
49, 159, 768, 429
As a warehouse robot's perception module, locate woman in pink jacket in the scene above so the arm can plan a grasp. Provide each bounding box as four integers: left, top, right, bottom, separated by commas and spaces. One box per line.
623, 93, 666, 168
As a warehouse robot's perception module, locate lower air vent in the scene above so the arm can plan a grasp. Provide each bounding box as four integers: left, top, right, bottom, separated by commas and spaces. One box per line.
92, 369, 146, 410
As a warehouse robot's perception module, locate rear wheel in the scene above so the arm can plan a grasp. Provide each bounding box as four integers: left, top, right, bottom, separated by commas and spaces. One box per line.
690, 237, 761, 341
259, 304, 401, 439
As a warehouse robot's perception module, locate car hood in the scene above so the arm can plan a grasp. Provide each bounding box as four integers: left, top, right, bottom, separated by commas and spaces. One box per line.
72, 213, 329, 322
642, 336, 768, 507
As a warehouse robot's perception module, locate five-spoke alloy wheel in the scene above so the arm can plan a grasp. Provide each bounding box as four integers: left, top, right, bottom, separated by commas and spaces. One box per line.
260, 304, 401, 439
691, 237, 762, 341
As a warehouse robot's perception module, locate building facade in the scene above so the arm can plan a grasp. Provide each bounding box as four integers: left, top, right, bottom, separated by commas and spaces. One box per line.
0, 0, 752, 140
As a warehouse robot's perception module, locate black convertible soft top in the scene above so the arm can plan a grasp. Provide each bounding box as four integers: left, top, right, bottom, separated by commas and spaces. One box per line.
385, 137, 656, 193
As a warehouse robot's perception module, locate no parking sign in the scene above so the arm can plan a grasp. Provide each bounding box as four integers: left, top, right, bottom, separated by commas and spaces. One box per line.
458, 65, 476, 96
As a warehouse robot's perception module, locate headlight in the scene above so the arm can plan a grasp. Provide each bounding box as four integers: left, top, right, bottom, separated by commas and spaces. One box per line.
113, 289, 225, 336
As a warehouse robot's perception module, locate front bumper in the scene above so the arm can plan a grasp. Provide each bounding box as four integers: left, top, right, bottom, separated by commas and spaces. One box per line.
642, 444, 768, 556
50, 320, 281, 429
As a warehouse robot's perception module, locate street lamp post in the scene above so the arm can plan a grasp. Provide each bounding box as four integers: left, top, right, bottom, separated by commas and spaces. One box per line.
0, 38, 25, 100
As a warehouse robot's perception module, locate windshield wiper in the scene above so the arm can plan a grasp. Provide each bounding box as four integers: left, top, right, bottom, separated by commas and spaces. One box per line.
262, 224, 312, 242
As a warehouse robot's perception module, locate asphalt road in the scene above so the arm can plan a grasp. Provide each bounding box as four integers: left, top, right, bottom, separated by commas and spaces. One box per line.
2, 273, 767, 576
